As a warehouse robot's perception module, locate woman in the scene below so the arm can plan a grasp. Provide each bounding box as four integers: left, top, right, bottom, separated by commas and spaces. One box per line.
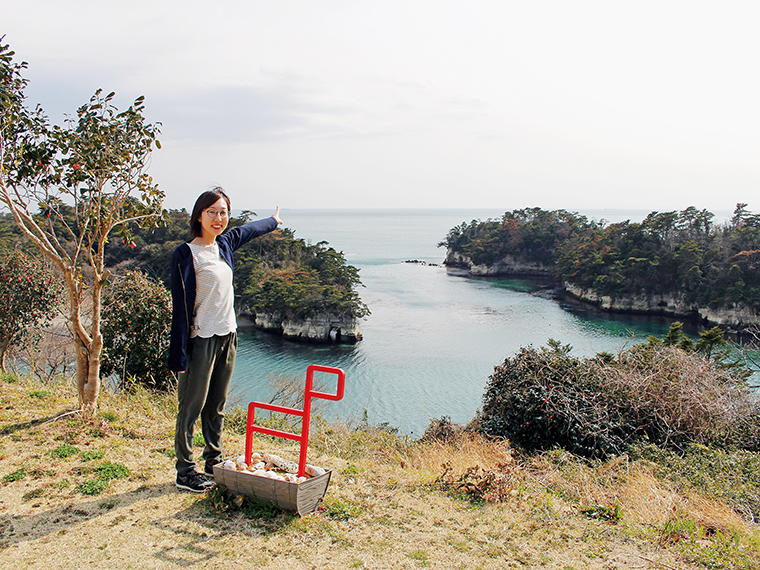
168, 187, 282, 492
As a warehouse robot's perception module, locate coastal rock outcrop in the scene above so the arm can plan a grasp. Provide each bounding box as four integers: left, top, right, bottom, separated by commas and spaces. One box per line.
564, 283, 760, 331
564, 283, 698, 317
443, 251, 554, 278
443, 249, 760, 331
247, 312, 362, 343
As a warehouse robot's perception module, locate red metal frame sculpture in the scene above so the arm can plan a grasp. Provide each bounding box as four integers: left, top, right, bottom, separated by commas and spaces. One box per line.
245, 364, 346, 477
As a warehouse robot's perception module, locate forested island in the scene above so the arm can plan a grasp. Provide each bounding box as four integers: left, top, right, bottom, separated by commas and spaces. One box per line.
440, 204, 760, 331
0, 209, 369, 343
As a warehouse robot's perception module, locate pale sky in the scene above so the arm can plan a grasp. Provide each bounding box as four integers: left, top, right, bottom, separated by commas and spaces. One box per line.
4, 1, 758, 213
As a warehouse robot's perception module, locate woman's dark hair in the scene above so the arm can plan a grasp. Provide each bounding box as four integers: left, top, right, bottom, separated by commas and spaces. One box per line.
190, 187, 231, 238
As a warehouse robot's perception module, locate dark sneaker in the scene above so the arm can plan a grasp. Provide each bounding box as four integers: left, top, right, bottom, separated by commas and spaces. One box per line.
204, 459, 222, 478
176, 470, 213, 493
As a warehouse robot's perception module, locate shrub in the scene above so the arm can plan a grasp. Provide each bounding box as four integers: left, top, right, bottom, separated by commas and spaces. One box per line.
101, 270, 173, 391
479, 340, 760, 459
0, 250, 63, 372
421, 416, 466, 443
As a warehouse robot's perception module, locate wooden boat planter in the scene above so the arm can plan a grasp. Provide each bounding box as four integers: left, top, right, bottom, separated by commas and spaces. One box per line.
215, 364, 345, 516
213, 464, 332, 516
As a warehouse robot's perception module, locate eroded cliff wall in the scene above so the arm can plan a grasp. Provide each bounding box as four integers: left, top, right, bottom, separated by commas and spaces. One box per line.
248, 312, 362, 343
444, 249, 760, 330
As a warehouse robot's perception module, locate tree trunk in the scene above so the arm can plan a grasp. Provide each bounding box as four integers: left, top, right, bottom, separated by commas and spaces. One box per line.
73, 324, 104, 419
0, 334, 15, 374
70, 283, 102, 419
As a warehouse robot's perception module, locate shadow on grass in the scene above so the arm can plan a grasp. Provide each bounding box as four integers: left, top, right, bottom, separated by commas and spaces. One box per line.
148, 494, 301, 566
0, 483, 169, 549
0, 409, 80, 436
0, 481, 301, 566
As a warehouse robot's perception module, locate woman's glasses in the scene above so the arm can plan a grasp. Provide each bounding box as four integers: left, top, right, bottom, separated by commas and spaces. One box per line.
205, 209, 229, 219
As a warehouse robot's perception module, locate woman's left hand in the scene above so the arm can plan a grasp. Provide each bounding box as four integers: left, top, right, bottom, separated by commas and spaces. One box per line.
273, 206, 283, 225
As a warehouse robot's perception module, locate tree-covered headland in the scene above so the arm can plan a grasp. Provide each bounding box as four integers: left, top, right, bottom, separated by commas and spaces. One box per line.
440, 205, 760, 329
103, 209, 370, 326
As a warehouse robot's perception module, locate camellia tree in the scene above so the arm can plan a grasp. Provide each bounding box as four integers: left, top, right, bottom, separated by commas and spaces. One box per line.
0, 40, 164, 416
101, 270, 173, 391
0, 250, 63, 372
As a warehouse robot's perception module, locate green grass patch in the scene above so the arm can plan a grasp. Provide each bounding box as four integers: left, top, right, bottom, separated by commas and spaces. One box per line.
50, 443, 79, 459
94, 461, 129, 480
203, 485, 290, 522
406, 549, 430, 566
341, 464, 362, 475
323, 496, 363, 520
77, 479, 110, 496
0, 371, 19, 383
664, 522, 760, 570
28, 390, 50, 399
80, 449, 105, 462
75, 461, 130, 496
580, 502, 622, 523
3, 468, 26, 483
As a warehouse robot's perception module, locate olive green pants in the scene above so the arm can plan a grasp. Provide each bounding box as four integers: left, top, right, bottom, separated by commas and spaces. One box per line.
174, 333, 236, 476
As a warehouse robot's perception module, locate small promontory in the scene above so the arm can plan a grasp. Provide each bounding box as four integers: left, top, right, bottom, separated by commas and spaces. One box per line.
440, 205, 760, 331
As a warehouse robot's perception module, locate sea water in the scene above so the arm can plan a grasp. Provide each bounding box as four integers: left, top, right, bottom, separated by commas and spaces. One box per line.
229, 208, 728, 436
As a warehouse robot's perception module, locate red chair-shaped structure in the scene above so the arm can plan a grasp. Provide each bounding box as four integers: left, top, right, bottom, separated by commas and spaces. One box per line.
244, 364, 345, 477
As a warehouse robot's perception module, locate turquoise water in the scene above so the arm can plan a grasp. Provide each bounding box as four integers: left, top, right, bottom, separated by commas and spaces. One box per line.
228, 209, 719, 436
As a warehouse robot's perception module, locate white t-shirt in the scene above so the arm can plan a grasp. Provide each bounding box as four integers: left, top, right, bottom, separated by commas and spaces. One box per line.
187, 242, 236, 338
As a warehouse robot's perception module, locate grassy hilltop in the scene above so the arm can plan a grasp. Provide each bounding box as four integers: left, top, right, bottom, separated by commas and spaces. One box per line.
1, 369, 759, 569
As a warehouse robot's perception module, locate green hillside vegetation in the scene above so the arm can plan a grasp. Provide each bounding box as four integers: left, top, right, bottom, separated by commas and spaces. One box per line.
441, 204, 760, 312
0, 209, 369, 323
103, 209, 369, 320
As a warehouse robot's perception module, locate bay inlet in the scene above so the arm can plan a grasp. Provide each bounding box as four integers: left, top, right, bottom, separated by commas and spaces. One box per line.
229, 208, 728, 436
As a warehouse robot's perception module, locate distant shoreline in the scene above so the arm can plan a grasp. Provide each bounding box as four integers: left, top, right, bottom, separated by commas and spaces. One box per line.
235, 207, 735, 225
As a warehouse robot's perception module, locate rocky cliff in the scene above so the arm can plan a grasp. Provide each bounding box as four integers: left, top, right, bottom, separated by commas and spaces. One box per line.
444, 249, 760, 331
245, 312, 362, 343
565, 283, 760, 331
443, 251, 554, 277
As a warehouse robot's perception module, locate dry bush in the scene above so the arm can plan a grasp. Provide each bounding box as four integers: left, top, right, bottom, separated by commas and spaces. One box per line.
604, 346, 760, 450
480, 341, 760, 459
680, 492, 750, 535
11, 322, 75, 383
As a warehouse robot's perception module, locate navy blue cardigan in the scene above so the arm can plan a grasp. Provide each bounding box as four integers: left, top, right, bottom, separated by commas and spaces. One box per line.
168, 216, 278, 372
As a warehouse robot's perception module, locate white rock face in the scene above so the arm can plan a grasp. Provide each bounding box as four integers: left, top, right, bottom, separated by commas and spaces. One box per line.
250, 312, 362, 343
444, 251, 553, 277
563, 283, 697, 315
564, 283, 760, 329
697, 305, 760, 328
443, 249, 760, 330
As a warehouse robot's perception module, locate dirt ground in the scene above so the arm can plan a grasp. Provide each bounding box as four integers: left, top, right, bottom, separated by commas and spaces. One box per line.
0, 377, 753, 569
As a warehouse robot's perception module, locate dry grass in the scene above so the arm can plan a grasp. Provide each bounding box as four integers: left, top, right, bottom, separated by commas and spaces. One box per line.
1, 372, 759, 569
608, 346, 759, 447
